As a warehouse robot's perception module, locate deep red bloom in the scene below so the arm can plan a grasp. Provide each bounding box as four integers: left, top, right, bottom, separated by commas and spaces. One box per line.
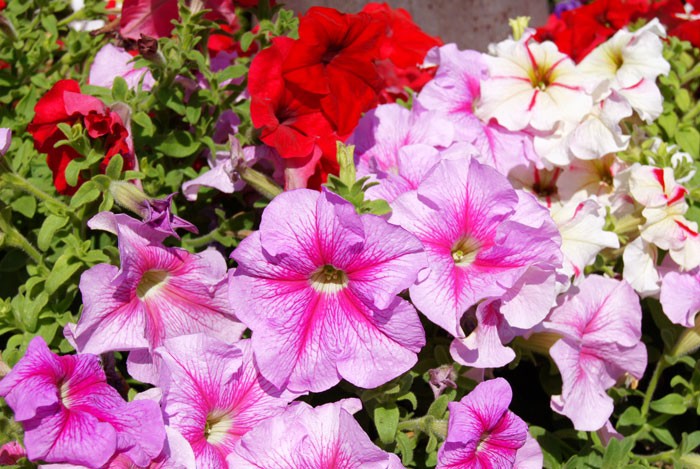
282, 7, 384, 135
535, 0, 650, 62
249, 37, 334, 159
362, 3, 443, 103
27, 80, 134, 195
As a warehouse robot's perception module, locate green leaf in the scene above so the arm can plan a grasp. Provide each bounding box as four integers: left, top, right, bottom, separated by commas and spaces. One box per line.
427, 394, 451, 419
602, 437, 634, 467
675, 89, 691, 113
111, 76, 129, 102
681, 431, 700, 454
45, 254, 82, 294
38, 215, 69, 251
132, 111, 156, 137
240, 31, 255, 52
218, 64, 247, 82
69, 181, 101, 208
650, 393, 687, 415
10, 195, 36, 218
105, 154, 124, 180
657, 112, 679, 139
676, 126, 700, 158
395, 431, 415, 466
617, 406, 644, 426
374, 404, 399, 445
154, 131, 200, 158
651, 427, 678, 448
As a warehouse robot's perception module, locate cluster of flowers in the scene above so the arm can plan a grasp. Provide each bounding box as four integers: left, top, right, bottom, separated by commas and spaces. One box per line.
537, 0, 700, 62
1, 0, 700, 467
248, 5, 441, 188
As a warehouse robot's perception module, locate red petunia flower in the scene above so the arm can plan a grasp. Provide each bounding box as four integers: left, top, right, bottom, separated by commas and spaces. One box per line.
28, 80, 134, 195
249, 37, 335, 159
281, 7, 384, 135
362, 3, 443, 103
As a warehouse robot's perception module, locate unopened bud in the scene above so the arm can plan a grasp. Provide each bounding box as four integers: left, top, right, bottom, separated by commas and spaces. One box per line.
109, 180, 150, 216
138, 35, 165, 66
509, 16, 531, 41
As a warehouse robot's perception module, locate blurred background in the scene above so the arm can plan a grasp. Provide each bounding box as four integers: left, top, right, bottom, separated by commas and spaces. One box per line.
282, 0, 550, 51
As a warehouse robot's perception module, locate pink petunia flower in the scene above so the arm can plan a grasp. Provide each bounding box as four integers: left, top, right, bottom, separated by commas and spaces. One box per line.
67, 212, 245, 384
228, 399, 404, 468
89, 44, 155, 91
0, 441, 25, 466
155, 334, 295, 468
0, 127, 10, 155
660, 266, 700, 327
437, 378, 529, 468
417, 44, 537, 176
390, 158, 562, 340
229, 189, 426, 393
0, 337, 165, 468
545, 275, 647, 431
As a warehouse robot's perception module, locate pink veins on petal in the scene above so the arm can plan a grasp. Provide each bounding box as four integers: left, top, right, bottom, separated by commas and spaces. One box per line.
229, 189, 427, 393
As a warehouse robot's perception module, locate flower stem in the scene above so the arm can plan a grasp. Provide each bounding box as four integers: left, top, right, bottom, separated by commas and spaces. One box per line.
684, 100, 700, 122
0, 222, 42, 264
640, 356, 667, 419
2, 173, 79, 222
397, 415, 448, 439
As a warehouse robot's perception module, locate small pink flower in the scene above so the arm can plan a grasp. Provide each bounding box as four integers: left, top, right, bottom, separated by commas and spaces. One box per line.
0, 337, 165, 467
437, 378, 529, 468
545, 275, 647, 431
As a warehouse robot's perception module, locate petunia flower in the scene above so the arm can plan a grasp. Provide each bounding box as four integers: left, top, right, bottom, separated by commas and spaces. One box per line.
417, 44, 537, 176
281, 7, 385, 135
0, 441, 25, 466
67, 212, 244, 384
545, 275, 647, 431
477, 36, 591, 133
660, 266, 700, 327
229, 189, 426, 393
0, 127, 10, 155
437, 378, 528, 468
155, 335, 295, 468
89, 43, 155, 91
0, 337, 165, 468
228, 399, 404, 468
390, 157, 562, 339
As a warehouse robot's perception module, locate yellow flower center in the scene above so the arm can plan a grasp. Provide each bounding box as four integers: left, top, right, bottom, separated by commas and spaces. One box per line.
136, 270, 169, 299
451, 237, 481, 266
310, 264, 349, 293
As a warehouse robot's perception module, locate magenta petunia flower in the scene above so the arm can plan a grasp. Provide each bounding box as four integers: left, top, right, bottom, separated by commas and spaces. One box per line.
67, 212, 245, 384
155, 334, 295, 468
437, 378, 528, 468
545, 275, 647, 431
228, 399, 404, 468
390, 158, 562, 340
0, 337, 165, 468
229, 189, 426, 393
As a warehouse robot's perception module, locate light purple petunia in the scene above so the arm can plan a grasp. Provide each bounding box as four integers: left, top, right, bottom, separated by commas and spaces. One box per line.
67, 212, 245, 384
154, 334, 295, 468
417, 44, 537, 176
545, 275, 647, 431
437, 378, 529, 468
349, 103, 455, 202
89, 44, 155, 91
390, 158, 562, 346
660, 266, 700, 327
229, 189, 426, 393
228, 399, 404, 468
0, 128, 10, 156
0, 337, 165, 468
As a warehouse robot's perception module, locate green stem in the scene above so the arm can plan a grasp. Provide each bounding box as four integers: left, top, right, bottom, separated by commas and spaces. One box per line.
685, 100, 700, 122
57, 10, 86, 27
634, 449, 675, 463
3, 173, 78, 222
397, 416, 448, 439
1, 225, 42, 264
239, 167, 282, 200
640, 356, 668, 418
681, 63, 700, 86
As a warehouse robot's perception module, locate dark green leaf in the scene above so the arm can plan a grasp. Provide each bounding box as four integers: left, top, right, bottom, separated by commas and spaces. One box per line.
154, 131, 200, 158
